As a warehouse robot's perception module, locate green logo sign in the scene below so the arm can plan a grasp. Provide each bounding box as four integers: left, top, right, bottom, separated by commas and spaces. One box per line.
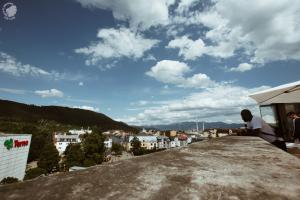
4, 138, 13, 150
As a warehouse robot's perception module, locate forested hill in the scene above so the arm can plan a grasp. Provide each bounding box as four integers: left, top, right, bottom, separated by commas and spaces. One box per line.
0, 99, 137, 132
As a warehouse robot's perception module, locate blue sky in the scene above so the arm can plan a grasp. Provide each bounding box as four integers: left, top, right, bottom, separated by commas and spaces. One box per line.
0, 0, 299, 125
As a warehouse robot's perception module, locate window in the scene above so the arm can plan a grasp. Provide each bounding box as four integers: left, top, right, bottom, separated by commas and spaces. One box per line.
260, 105, 278, 126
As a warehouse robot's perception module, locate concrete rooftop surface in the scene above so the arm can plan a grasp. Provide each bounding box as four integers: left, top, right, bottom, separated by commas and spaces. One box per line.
1, 136, 300, 200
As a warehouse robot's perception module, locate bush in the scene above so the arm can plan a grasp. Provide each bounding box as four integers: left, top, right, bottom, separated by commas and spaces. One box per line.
83, 158, 96, 167
111, 143, 123, 155
24, 167, 47, 180
0, 177, 19, 184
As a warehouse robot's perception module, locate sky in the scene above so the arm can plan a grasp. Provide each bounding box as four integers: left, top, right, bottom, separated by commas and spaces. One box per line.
0, 0, 299, 126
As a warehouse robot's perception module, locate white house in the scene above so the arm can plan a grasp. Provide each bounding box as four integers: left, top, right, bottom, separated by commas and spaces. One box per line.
104, 138, 112, 148
157, 136, 170, 149
170, 137, 180, 148
54, 134, 81, 154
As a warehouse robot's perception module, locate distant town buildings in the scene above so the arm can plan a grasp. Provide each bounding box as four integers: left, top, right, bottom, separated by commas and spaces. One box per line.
53, 127, 230, 155
0, 133, 31, 181
53, 128, 93, 154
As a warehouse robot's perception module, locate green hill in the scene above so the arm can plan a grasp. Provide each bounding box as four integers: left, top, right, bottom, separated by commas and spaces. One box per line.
0, 99, 137, 133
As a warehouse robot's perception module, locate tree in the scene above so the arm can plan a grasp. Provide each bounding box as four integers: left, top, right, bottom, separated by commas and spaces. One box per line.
111, 143, 123, 155
37, 143, 60, 173
63, 143, 85, 169
130, 137, 144, 156
21, 125, 52, 162
81, 131, 105, 167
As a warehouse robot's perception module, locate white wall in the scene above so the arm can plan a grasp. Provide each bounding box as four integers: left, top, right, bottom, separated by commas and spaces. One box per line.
0, 134, 31, 181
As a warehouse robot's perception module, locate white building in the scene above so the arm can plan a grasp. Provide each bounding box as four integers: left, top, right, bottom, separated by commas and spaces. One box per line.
170, 140, 176, 148
104, 138, 112, 148
69, 128, 92, 135
187, 137, 192, 144
0, 133, 31, 181
169, 137, 180, 148
54, 134, 80, 154
157, 136, 170, 149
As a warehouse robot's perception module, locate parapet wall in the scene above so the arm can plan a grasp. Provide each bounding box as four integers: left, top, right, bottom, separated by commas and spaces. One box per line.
1, 136, 300, 200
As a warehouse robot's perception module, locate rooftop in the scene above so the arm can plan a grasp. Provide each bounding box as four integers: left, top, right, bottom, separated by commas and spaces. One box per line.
1, 136, 300, 200
0, 133, 31, 137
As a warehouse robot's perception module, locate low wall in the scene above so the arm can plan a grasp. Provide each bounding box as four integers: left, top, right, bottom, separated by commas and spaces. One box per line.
1, 136, 300, 200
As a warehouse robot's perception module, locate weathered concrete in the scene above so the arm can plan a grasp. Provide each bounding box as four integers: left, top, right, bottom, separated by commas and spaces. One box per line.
1, 136, 300, 200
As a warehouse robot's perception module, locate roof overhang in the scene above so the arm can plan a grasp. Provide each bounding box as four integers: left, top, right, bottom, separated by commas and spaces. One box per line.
249, 80, 300, 105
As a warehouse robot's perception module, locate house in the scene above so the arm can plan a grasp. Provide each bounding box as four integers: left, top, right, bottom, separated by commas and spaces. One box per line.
169, 137, 181, 147
54, 133, 81, 154
170, 130, 177, 137
104, 138, 112, 148
157, 136, 170, 149
126, 134, 157, 151
178, 134, 188, 146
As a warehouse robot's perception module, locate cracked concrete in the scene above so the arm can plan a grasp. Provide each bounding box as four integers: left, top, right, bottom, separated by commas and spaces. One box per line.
1, 136, 300, 200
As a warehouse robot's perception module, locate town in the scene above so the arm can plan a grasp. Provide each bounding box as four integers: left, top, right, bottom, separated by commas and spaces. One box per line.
0, 125, 234, 184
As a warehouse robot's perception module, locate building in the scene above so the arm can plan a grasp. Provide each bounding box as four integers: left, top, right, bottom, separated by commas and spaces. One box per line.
54, 134, 81, 154
104, 138, 112, 148
126, 135, 157, 151
69, 128, 92, 135
169, 137, 180, 148
170, 130, 177, 137
157, 136, 170, 149
0, 133, 31, 181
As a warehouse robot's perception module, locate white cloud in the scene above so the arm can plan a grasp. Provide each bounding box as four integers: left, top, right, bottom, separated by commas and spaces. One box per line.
143, 54, 157, 61
146, 60, 216, 88
75, 0, 175, 30
75, 27, 159, 65
175, 0, 199, 14
0, 52, 50, 77
0, 52, 80, 81
229, 63, 254, 72
120, 84, 269, 125
79, 82, 84, 86
73, 105, 99, 112
171, 0, 300, 63
35, 89, 64, 98
166, 35, 237, 60
146, 60, 189, 84
0, 87, 26, 95
166, 36, 206, 60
